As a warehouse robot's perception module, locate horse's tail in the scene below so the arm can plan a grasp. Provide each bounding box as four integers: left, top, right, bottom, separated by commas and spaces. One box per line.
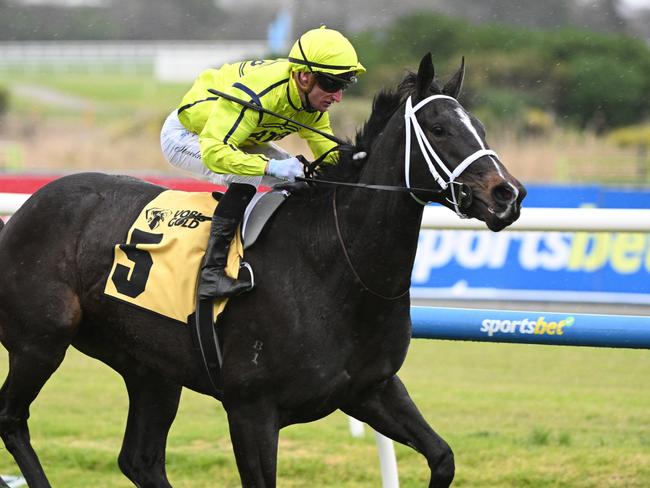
0, 218, 4, 232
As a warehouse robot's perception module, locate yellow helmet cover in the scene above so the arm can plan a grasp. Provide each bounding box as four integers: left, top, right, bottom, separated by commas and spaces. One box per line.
288, 26, 366, 76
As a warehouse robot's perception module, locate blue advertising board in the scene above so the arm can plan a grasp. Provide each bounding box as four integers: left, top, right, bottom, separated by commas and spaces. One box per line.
411, 184, 650, 304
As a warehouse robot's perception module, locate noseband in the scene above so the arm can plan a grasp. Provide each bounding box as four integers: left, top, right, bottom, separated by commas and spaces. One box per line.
404, 94, 498, 216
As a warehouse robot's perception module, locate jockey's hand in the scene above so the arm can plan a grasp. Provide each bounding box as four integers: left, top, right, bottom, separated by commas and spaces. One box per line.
265, 157, 305, 182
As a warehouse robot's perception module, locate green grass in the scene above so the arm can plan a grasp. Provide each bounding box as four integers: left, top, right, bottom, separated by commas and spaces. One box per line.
0, 69, 189, 120
1, 340, 649, 487
0, 69, 367, 149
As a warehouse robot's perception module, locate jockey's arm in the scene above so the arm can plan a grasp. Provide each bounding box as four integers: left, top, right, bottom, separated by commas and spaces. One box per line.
199, 98, 269, 176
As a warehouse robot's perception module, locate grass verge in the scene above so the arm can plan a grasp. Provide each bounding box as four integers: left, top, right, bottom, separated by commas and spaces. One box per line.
1, 339, 649, 486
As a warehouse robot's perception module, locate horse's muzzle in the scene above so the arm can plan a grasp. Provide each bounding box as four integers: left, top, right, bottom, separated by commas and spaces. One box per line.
485, 182, 526, 231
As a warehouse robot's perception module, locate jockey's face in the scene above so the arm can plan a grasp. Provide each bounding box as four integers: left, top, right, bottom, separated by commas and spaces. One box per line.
295, 72, 343, 113
307, 78, 343, 112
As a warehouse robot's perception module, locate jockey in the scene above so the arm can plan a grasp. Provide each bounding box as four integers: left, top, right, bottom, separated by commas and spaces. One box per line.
160, 26, 365, 301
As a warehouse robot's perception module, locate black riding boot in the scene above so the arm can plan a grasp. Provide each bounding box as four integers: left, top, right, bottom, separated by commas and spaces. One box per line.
198, 183, 257, 301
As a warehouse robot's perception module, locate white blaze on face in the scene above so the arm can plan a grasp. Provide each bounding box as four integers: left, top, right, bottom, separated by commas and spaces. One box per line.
453, 106, 520, 210
455, 107, 486, 150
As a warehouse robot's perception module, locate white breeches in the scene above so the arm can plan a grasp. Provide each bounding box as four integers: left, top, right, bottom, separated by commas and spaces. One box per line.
160, 110, 290, 188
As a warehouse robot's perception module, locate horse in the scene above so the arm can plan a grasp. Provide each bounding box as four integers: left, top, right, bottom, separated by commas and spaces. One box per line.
0, 53, 525, 487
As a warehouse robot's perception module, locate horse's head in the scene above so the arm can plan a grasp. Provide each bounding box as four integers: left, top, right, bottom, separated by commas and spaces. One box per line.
403, 53, 526, 231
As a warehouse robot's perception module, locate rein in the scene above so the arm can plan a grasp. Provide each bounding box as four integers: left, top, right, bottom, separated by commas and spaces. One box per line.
332, 187, 410, 301
297, 175, 470, 203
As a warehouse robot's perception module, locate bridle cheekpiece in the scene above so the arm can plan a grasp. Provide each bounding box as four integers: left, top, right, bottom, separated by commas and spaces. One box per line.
404, 94, 498, 217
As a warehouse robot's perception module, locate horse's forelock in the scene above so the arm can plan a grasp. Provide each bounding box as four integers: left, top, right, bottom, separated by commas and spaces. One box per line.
398, 71, 442, 97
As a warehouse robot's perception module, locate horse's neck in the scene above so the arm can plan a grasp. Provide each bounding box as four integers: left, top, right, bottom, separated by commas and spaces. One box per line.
334, 129, 425, 298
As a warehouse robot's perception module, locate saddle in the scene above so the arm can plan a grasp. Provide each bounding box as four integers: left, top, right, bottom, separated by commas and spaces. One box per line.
242, 188, 290, 249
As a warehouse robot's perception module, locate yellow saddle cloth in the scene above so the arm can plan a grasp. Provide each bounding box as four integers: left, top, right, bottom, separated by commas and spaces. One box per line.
104, 190, 242, 323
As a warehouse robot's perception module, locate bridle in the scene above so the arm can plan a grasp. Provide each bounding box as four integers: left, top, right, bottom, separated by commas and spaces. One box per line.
404, 94, 498, 216
301, 94, 499, 215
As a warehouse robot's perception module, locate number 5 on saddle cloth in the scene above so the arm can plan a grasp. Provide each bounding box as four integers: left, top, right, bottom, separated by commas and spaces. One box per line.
104, 188, 289, 396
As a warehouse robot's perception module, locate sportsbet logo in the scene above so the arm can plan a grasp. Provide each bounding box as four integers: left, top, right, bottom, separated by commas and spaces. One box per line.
480, 316, 575, 337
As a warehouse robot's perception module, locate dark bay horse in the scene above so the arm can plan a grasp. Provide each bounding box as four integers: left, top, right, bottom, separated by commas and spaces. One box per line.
0, 54, 525, 487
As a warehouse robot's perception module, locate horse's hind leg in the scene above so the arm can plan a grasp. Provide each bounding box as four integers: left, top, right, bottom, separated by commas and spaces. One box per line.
118, 368, 182, 488
342, 375, 454, 488
0, 352, 67, 488
0, 282, 80, 487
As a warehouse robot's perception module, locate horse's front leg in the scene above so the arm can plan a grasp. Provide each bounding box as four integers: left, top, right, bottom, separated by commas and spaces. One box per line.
224, 397, 280, 488
342, 375, 454, 488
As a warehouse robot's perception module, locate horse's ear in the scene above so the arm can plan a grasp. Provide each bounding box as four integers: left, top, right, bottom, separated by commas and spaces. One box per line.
415, 52, 435, 97
443, 57, 465, 99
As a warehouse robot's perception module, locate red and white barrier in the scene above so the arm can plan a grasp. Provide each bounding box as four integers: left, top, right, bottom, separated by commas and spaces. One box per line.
0, 174, 226, 221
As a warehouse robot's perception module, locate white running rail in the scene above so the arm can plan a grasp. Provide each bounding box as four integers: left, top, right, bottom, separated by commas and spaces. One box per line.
3, 192, 650, 232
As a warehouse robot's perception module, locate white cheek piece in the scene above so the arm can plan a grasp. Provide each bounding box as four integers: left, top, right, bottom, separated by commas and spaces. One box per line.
404, 94, 498, 217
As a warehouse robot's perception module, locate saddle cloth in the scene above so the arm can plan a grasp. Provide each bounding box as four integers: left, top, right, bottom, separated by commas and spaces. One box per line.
103, 190, 242, 323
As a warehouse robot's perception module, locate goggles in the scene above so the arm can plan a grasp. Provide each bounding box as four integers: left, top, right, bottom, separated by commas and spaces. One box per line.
314, 72, 357, 93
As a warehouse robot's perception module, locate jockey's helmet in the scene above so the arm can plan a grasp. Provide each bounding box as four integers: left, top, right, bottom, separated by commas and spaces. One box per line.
288, 26, 366, 81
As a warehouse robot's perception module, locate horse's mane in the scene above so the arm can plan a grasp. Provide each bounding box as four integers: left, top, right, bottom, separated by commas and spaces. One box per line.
315, 71, 441, 185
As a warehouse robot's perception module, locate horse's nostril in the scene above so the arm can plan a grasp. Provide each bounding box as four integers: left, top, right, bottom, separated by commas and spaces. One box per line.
492, 184, 515, 204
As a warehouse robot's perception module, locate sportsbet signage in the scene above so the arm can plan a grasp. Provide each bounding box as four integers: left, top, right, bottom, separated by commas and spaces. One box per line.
411, 184, 650, 304
480, 315, 575, 338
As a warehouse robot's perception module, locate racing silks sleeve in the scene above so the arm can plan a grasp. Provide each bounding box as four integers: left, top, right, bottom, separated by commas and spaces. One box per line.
298, 111, 339, 165
199, 96, 269, 176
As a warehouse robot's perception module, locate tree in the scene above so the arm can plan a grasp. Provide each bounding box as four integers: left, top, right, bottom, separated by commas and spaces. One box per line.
556, 55, 648, 129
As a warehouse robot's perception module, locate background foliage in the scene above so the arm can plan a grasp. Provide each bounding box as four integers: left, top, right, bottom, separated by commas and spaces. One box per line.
351, 13, 650, 132
1, 1, 649, 132
1, 2, 649, 180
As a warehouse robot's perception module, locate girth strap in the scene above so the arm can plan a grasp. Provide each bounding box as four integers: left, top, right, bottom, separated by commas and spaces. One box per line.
190, 271, 223, 397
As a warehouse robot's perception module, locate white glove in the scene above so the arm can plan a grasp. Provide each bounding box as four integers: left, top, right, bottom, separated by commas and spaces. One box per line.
265, 157, 304, 182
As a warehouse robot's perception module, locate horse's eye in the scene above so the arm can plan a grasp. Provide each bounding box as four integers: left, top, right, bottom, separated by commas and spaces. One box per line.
431, 125, 445, 137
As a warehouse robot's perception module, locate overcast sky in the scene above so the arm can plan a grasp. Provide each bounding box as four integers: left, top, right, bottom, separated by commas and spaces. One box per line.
621, 0, 650, 8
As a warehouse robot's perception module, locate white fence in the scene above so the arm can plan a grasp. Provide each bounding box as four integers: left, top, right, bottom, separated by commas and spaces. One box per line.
0, 41, 268, 81
3, 193, 650, 232
421, 206, 650, 232
0, 193, 30, 214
